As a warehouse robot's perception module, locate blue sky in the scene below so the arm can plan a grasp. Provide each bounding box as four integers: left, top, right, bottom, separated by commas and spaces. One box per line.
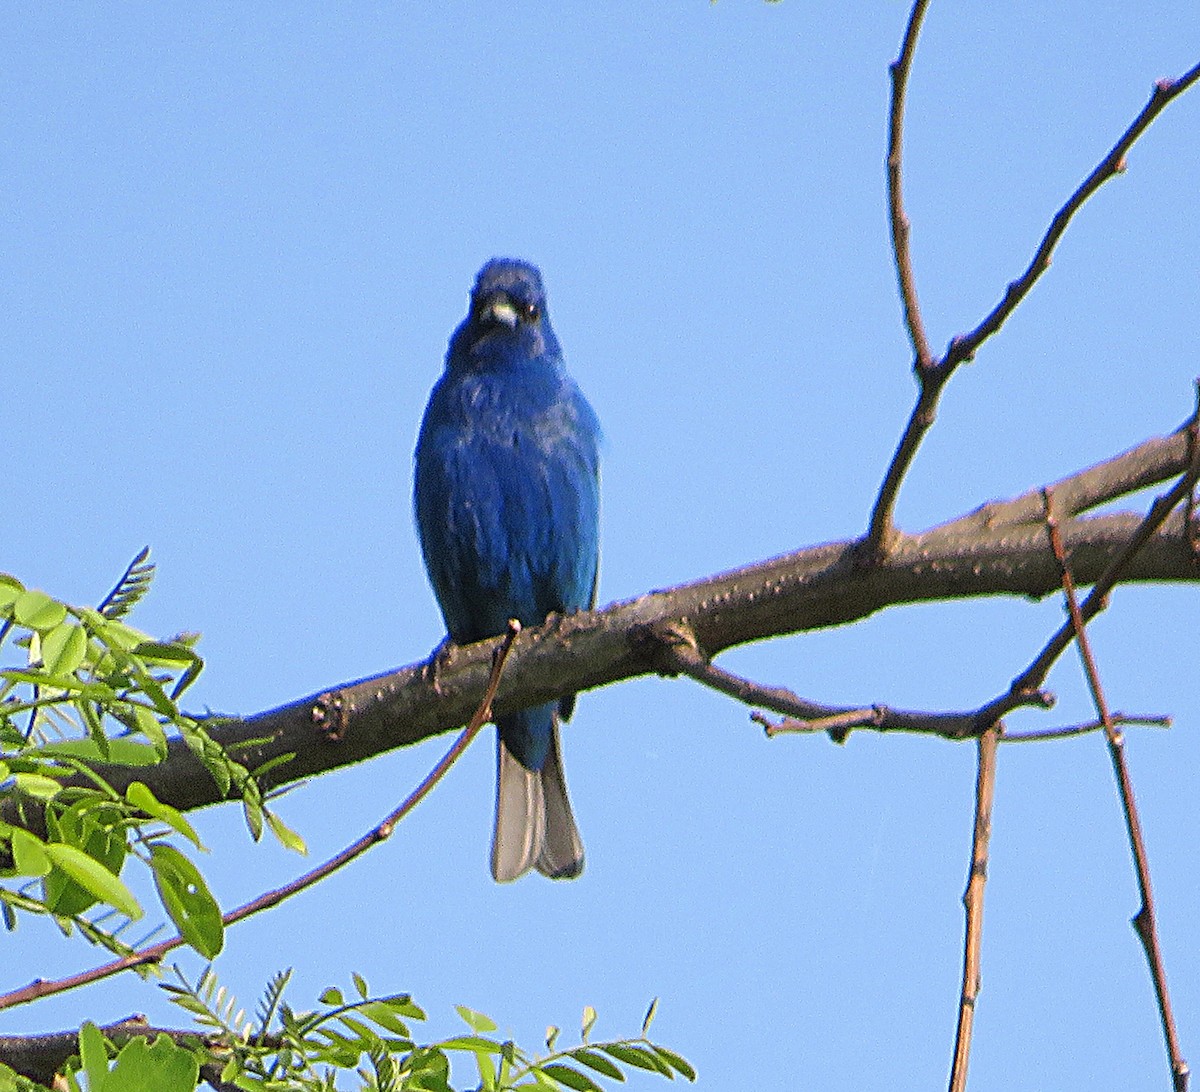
4, 4, 1200, 1089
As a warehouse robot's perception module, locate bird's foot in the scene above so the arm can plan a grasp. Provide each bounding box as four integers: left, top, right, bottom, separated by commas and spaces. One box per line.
424, 637, 457, 697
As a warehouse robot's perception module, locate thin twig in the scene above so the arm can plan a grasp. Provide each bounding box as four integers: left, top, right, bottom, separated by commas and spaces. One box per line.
996, 422, 1200, 715
946, 62, 1200, 371
887, 0, 934, 372
647, 620, 1049, 742
947, 721, 999, 1092
1000, 713, 1170, 743
868, 44, 1200, 559
0, 621, 523, 1013
1043, 495, 1189, 1090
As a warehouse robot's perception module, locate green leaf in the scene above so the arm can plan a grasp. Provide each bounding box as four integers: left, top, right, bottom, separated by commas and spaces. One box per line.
149, 843, 223, 958
456, 1005, 498, 1033
320, 987, 345, 1006
131, 640, 196, 664
539, 1063, 603, 1091
42, 800, 129, 916
439, 1036, 504, 1052
360, 1000, 412, 1037
653, 1047, 697, 1081
602, 1045, 669, 1075
78, 1021, 110, 1092
0, 574, 24, 614
242, 794, 264, 841
42, 622, 88, 677
106, 1033, 200, 1092
265, 809, 307, 855
352, 971, 369, 999
40, 738, 163, 766
474, 1043, 498, 1090
13, 773, 63, 800
13, 590, 67, 632
581, 1005, 598, 1043
571, 1049, 624, 1081
126, 782, 206, 850
9, 828, 51, 877
642, 998, 658, 1037
131, 705, 168, 759
44, 843, 142, 920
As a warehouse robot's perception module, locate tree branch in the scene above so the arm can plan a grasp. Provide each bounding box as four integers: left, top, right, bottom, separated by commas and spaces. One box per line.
947, 722, 999, 1092
1045, 498, 1189, 1089
2, 420, 1194, 827
869, 34, 1200, 557
0, 624, 521, 1013
0, 1017, 233, 1088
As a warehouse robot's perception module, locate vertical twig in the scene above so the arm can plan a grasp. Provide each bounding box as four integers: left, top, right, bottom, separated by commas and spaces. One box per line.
887, 0, 934, 373
947, 722, 999, 1092
1043, 495, 1189, 1090
871, 33, 1200, 561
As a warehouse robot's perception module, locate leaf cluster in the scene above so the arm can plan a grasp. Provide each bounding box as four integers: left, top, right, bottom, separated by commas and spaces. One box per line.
0, 555, 303, 962
150, 969, 691, 1092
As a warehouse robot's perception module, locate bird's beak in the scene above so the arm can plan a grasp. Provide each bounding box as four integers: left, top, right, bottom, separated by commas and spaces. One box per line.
480, 294, 520, 329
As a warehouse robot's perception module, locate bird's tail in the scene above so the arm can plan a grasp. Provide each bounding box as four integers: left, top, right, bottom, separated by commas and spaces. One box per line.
491, 707, 584, 882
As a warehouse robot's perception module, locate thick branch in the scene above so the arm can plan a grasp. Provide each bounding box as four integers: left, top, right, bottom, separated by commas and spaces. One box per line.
0, 426, 1185, 819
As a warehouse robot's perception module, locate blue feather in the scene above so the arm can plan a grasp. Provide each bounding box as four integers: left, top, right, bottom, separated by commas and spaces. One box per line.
414, 259, 599, 880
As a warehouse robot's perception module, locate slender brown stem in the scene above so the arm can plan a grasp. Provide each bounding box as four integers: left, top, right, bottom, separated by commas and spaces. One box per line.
869, 43, 1200, 559
0, 621, 522, 1013
947, 722, 999, 1092
648, 620, 1048, 742
981, 436, 1200, 727
1043, 499, 1189, 1089
1000, 713, 1170, 743
887, 0, 934, 373
946, 62, 1200, 372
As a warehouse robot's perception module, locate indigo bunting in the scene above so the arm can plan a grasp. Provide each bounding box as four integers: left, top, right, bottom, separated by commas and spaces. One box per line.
414, 259, 600, 882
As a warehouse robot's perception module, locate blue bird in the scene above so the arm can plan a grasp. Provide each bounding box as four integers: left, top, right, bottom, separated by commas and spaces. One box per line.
414, 259, 600, 881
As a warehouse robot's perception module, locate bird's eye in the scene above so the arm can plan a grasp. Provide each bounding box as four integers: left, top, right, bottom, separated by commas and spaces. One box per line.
523, 302, 540, 322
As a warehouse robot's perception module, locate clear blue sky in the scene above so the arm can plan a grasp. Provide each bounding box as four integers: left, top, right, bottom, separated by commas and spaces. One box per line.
4, 4, 1200, 1090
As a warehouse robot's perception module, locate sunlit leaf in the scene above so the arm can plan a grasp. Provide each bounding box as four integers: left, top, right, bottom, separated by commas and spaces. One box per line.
539, 1062, 603, 1091
572, 1049, 624, 1081
42, 622, 87, 677
106, 1032, 199, 1092
0, 574, 25, 614
44, 843, 142, 920
131, 705, 168, 759
149, 843, 223, 958
40, 738, 162, 767
603, 1045, 669, 1075
126, 782, 206, 850
13, 773, 63, 800
653, 1046, 697, 1081
9, 828, 51, 877
456, 1005, 497, 1033
13, 590, 67, 632
78, 1020, 109, 1092
265, 809, 307, 855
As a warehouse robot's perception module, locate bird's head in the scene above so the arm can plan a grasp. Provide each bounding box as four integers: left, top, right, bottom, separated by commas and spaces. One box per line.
450, 258, 561, 367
